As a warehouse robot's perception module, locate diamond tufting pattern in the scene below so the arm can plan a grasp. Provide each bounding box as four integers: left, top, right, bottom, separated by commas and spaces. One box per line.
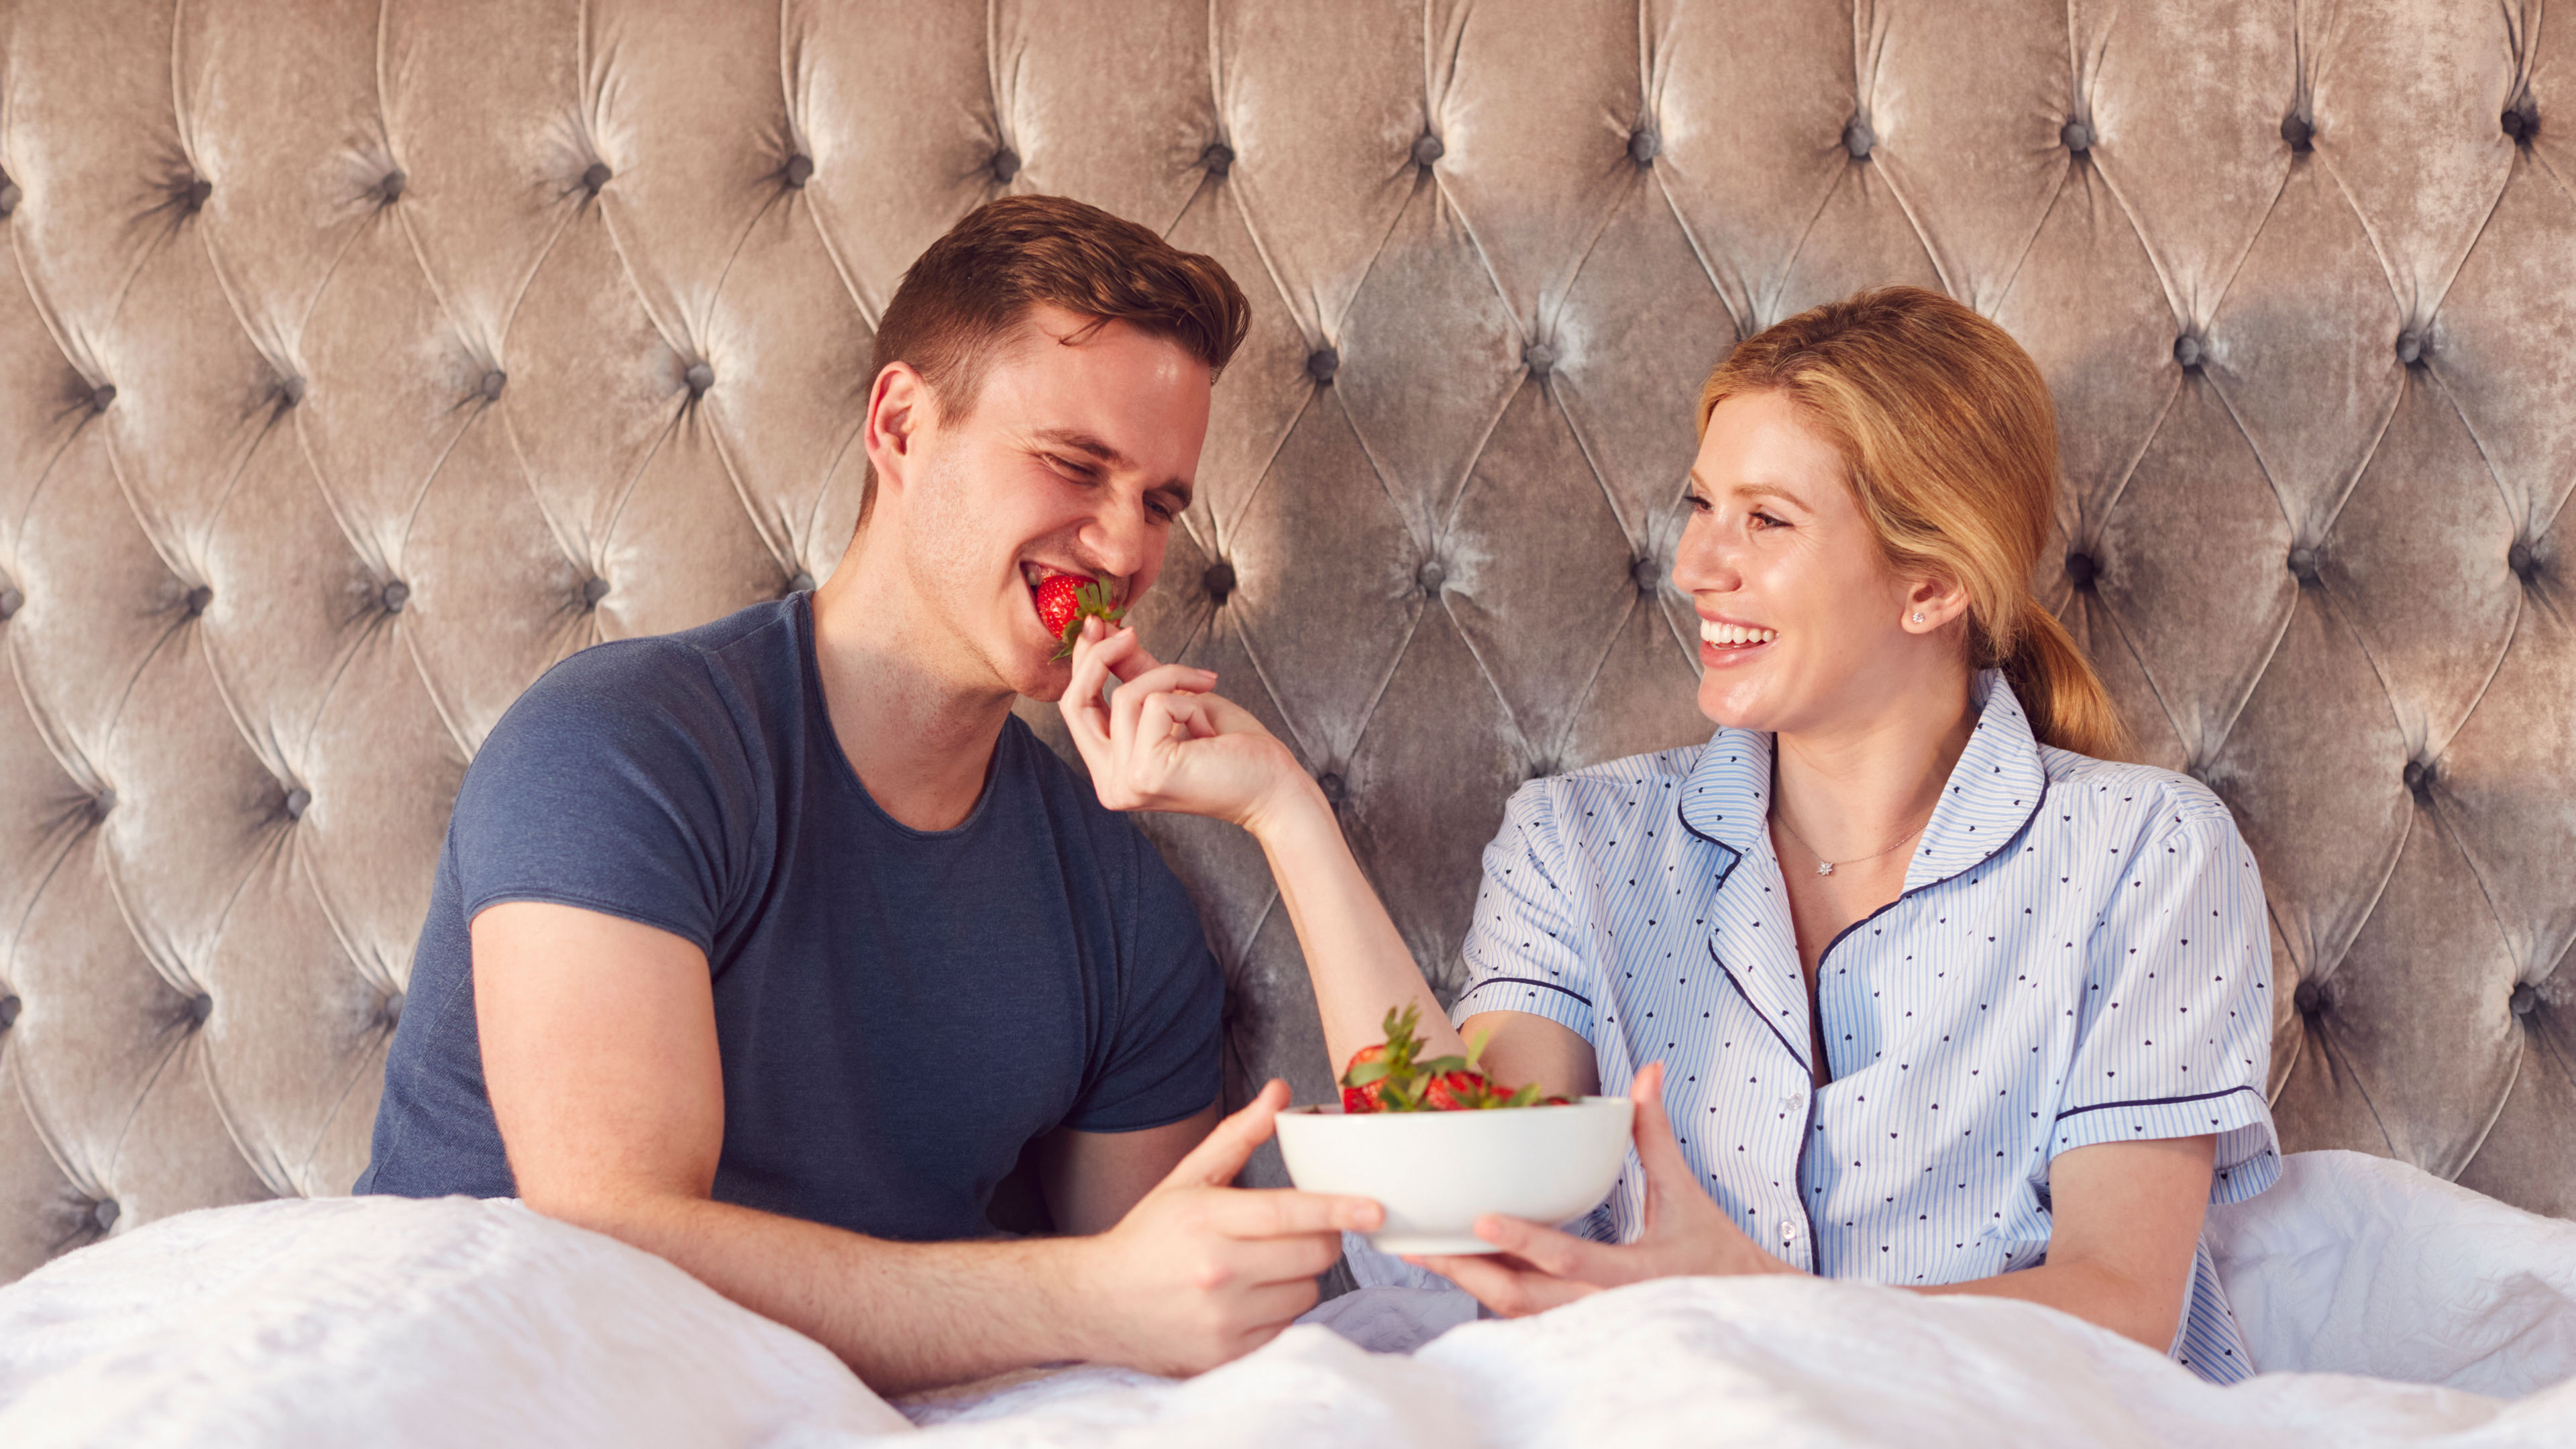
0, 1, 2569, 1278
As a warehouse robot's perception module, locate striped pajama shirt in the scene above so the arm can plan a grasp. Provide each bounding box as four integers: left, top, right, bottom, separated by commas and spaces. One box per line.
1424, 670, 2280, 1383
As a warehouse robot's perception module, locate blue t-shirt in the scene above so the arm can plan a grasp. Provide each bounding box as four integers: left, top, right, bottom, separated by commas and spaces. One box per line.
356, 594, 1223, 1242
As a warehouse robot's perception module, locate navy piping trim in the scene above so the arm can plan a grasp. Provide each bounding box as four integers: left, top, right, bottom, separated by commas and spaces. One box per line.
1709, 938, 1810, 1074
1674, 798, 1744, 890
2054, 1084, 2262, 1123
1460, 976, 1593, 1009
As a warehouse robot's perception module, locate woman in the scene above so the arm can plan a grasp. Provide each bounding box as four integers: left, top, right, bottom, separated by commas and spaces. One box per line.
1057, 286, 2278, 1382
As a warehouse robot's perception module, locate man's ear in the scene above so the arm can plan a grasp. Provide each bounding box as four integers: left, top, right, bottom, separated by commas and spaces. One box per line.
1901, 570, 1974, 635
863, 362, 930, 497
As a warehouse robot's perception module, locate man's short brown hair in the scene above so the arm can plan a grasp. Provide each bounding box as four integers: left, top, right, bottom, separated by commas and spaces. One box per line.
861, 195, 1250, 523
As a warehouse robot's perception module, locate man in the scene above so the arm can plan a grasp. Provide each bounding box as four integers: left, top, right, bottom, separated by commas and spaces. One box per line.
358, 196, 1379, 1391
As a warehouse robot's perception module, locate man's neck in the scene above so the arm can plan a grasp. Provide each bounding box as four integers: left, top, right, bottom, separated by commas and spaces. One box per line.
807, 559, 1018, 834
1769, 661, 1979, 867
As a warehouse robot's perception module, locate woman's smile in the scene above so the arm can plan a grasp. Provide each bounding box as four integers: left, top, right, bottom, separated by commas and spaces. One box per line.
1697, 614, 1778, 669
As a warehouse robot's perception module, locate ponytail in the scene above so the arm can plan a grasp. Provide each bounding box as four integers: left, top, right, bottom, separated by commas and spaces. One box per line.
1993, 601, 2129, 760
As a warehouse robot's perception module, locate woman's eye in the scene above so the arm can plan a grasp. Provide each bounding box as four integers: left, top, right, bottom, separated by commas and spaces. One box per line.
1750, 511, 1787, 530
1687, 492, 1713, 513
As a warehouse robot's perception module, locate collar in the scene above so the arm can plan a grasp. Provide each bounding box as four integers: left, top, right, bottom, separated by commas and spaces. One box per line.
1670, 672, 2049, 1079
1674, 669, 2048, 893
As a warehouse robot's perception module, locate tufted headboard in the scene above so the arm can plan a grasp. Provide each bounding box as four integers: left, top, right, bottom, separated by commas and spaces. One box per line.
1, 0, 2569, 1281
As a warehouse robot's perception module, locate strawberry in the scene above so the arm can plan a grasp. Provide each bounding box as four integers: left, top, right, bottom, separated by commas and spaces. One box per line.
1034, 573, 1127, 660
1422, 1068, 1495, 1112
1340, 1044, 1391, 1114
1336, 1007, 1569, 1112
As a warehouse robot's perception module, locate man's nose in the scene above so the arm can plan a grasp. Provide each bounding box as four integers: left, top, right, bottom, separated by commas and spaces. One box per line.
1083, 497, 1159, 584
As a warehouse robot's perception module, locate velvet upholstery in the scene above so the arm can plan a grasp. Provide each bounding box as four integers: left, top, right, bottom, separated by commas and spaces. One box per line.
0, 0, 2568, 1279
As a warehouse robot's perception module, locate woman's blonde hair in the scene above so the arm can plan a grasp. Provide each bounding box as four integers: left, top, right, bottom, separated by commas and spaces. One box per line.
1697, 286, 2128, 759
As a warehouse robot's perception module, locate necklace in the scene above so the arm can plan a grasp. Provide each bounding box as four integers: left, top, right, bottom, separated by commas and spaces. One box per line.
1771, 809, 1929, 877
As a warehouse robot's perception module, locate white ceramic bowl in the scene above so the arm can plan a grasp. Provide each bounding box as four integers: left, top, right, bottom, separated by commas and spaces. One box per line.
1273, 1097, 1635, 1254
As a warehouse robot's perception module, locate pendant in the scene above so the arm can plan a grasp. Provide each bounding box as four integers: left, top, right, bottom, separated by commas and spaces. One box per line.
1816, 861, 1835, 876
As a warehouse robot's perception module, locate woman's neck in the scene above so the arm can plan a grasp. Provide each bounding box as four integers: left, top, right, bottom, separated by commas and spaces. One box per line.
1769, 673, 1980, 865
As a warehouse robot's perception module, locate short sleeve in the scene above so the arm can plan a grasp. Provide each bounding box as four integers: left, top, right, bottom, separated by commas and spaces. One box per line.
449, 641, 756, 955
1063, 835, 1223, 1133
1452, 782, 1599, 1042
2052, 796, 2279, 1205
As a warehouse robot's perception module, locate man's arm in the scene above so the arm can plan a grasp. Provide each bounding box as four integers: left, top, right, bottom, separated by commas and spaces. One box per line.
1039, 1107, 1219, 1238
473, 901, 1378, 1393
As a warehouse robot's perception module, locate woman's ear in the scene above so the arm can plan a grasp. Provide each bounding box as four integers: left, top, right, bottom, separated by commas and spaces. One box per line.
1902, 572, 1973, 635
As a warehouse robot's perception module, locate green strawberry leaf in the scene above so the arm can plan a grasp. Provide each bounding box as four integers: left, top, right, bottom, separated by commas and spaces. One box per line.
1497, 1083, 1545, 1109
1340, 1060, 1394, 1087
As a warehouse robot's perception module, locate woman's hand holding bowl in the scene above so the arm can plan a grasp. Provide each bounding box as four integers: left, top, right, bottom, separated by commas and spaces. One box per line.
1411, 1062, 1800, 1316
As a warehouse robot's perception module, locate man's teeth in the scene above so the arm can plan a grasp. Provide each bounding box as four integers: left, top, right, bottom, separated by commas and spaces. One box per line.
1699, 621, 1777, 646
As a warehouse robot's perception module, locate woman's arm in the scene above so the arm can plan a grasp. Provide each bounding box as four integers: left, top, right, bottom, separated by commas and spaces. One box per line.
1910, 1135, 2212, 1350
1423, 1070, 2214, 1353
1055, 623, 1456, 1072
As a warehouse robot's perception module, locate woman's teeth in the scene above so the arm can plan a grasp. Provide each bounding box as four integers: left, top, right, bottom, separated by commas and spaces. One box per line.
1700, 621, 1776, 646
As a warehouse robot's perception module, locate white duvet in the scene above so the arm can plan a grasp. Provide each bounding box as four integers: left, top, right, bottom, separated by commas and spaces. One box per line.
1, 1151, 2569, 1447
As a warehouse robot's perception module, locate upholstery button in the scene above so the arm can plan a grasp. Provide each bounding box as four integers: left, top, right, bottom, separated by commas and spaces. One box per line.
1411, 133, 1444, 167
182, 176, 211, 213
1526, 758, 1556, 782
2173, 333, 2206, 371
0, 587, 20, 620
1843, 116, 1875, 159
187, 991, 212, 1028
479, 370, 506, 402
2503, 102, 2538, 144
582, 162, 612, 195
2063, 551, 2099, 590
2404, 758, 2435, 800
1317, 771, 1349, 804
382, 991, 406, 1027
1631, 555, 1662, 595
1523, 341, 1556, 376
2508, 540, 2538, 584
92, 788, 115, 820
378, 169, 407, 203
787, 570, 816, 594
0, 994, 17, 1030
282, 786, 311, 820
91, 382, 117, 412
1203, 560, 1237, 602
581, 577, 610, 609
2294, 979, 2327, 1016
0, 168, 19, 217
92, 1199, 118, 1232
278, 374, 307, 407
1628, 127, 1660, 166
2512, 983, 2538, 1017
1415, 557, 1446, 596
184, 585, 212, 616
685, 362, 714, 397
782, 153, 814, 188
2288, 545, 2321, 586
1306, 346, 1339, 384
2280, 114, 2314, 152
2395, 331, 2424, 366
380, 580, 410, 612
2061, 119, 2094, 154
989, 148, 1020, 183
1199, 142, 1233, 176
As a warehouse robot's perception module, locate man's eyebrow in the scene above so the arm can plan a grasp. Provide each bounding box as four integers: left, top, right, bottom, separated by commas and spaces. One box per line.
1034, 427, 1193, 507
1032, 427, 1132, 468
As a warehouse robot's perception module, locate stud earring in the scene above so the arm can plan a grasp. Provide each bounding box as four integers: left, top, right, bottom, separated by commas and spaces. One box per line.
1912, 612, 1925, 623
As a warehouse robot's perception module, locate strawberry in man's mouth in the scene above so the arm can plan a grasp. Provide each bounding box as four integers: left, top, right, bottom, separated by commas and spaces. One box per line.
1026, 566, 1128, 661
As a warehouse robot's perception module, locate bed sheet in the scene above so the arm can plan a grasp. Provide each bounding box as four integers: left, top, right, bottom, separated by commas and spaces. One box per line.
0, 1151, 2567, 1447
